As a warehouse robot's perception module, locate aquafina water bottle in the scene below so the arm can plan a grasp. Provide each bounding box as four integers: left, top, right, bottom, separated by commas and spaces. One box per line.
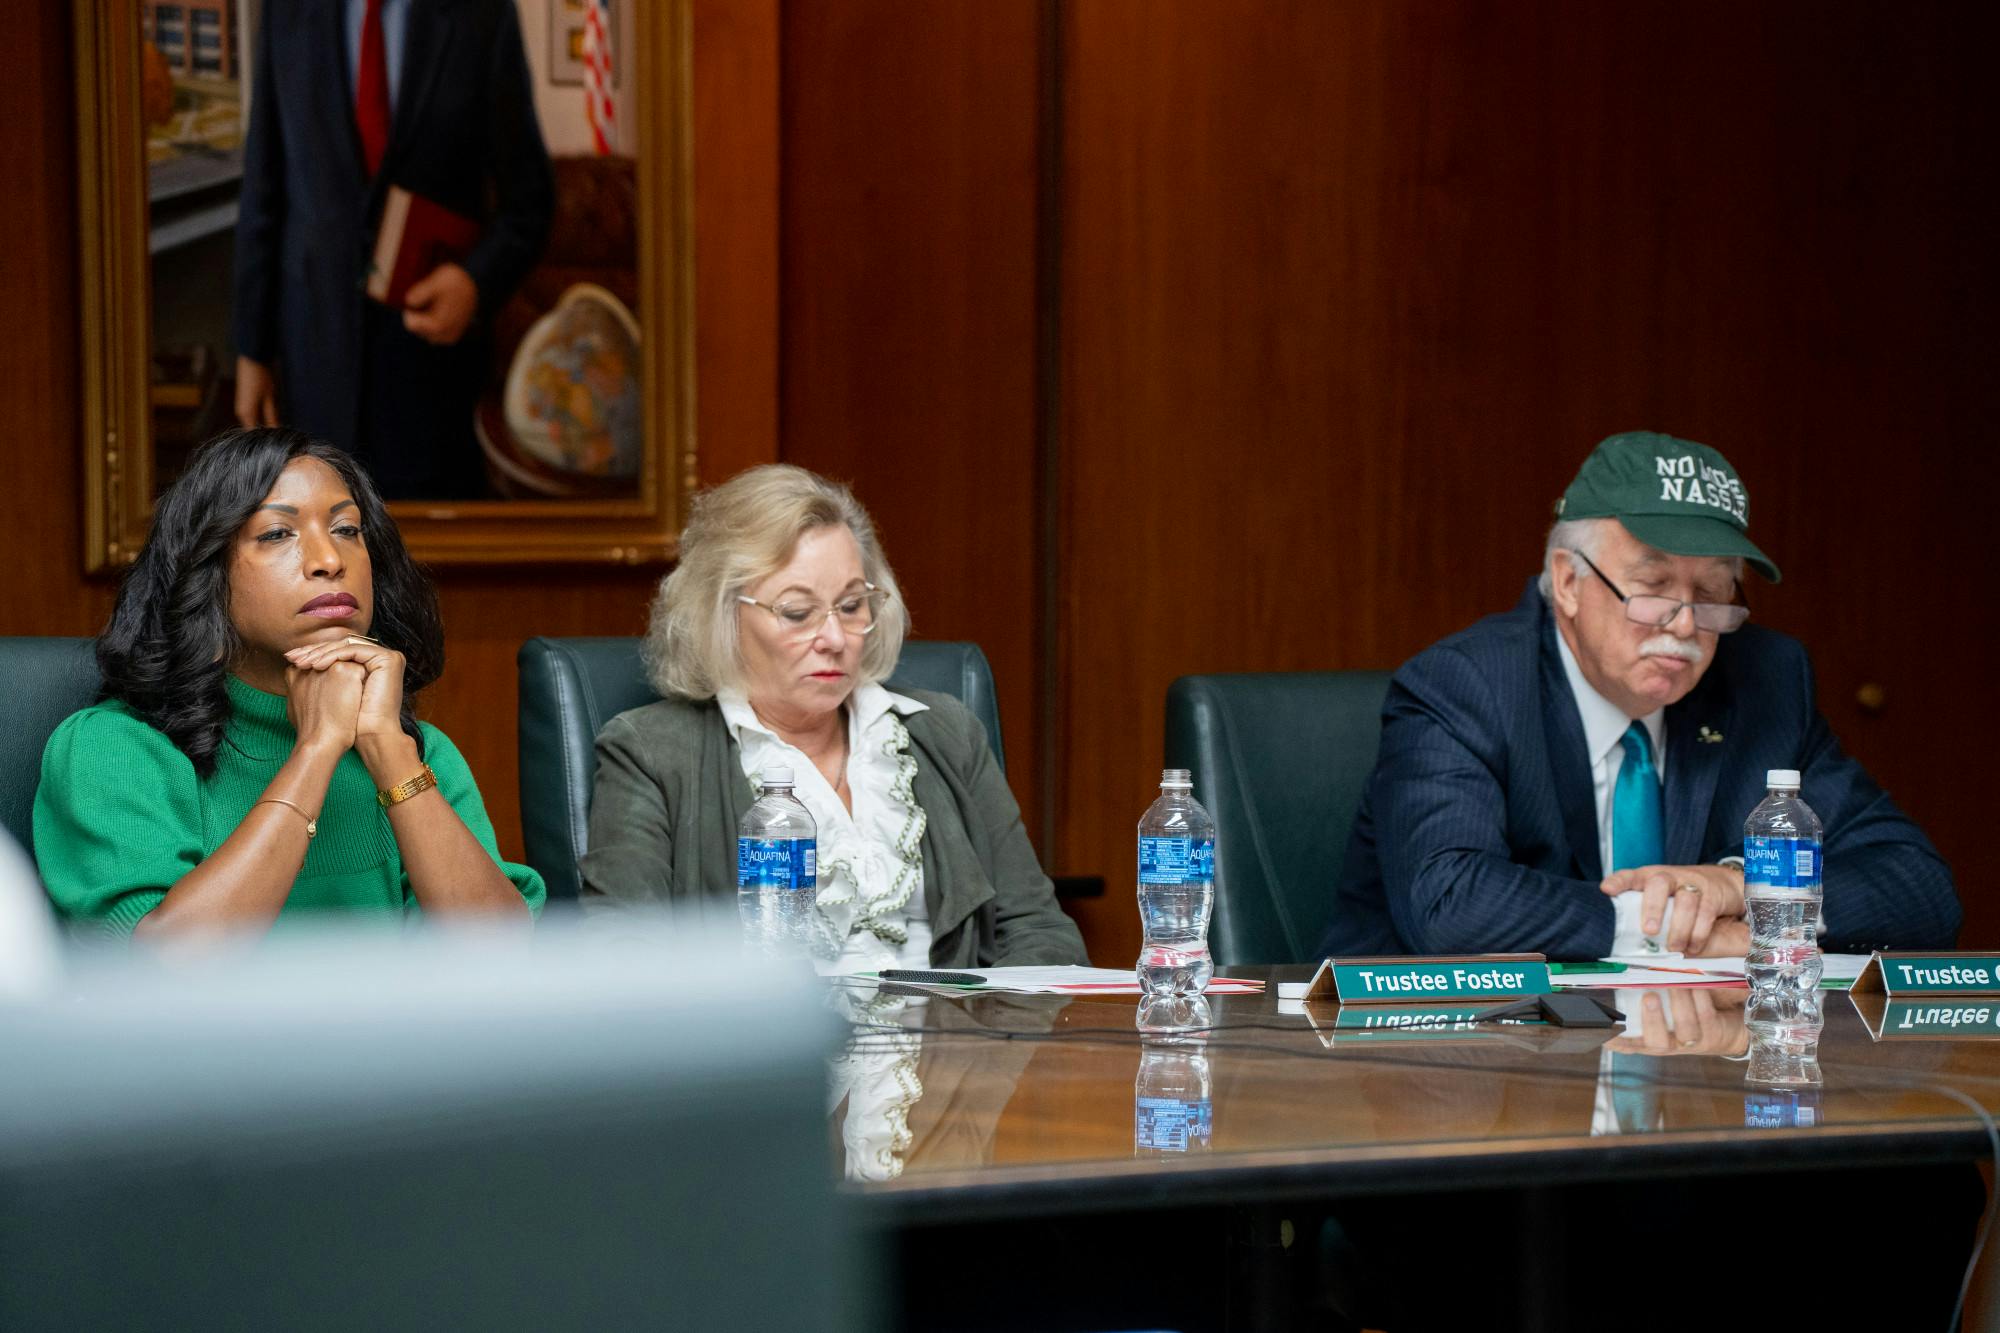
1135, 994, 1214, 1155
1136, 768, 1215, 997
1743, 768, 1824, 999
737, 766, 817, 956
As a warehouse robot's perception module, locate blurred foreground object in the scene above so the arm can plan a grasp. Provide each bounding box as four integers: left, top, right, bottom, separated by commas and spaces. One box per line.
0, 917, 872, 1332
0, 828, 59, 1001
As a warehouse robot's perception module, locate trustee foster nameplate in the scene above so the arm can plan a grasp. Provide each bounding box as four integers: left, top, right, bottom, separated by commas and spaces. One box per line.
1303, 954, 1552, 1005
1849, 951, 2000, 998
1849, 991, 2000, 1042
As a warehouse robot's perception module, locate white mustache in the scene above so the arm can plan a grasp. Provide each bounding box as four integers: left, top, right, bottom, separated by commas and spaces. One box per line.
1639, 634, 1705, 664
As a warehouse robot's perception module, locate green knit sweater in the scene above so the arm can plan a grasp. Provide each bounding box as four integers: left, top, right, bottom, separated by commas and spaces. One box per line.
34, 675, 544, 932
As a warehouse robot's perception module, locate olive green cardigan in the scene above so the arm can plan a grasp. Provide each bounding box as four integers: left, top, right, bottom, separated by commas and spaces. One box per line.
579, 689, 1088, 968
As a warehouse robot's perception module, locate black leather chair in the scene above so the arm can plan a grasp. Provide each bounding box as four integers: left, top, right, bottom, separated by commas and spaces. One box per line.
517, 637, 1006, 901
0, 638, 102, 858
1164, 671, 1392, 965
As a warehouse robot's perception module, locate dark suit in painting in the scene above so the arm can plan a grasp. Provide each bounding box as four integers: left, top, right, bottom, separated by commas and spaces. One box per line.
232, 0, 553, 497
1324, 581, 1958, 960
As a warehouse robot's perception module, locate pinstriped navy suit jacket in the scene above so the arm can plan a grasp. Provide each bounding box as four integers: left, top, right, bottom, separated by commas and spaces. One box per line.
1323, 581, 1959, 961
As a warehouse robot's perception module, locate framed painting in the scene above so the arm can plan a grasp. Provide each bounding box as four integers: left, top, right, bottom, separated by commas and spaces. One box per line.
74, 0, 694, 570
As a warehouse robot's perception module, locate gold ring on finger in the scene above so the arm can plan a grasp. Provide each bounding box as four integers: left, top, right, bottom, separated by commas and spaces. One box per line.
345, 634, 381, 647
1679, 883, 1701, 896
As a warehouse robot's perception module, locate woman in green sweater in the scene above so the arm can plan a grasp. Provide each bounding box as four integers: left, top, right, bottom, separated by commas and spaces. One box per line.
35, 428, 543, 935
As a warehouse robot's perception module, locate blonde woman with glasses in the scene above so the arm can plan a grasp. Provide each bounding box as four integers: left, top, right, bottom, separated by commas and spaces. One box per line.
579, 464, 1087, 972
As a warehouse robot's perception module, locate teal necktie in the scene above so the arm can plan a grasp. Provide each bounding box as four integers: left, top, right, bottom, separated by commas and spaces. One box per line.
1609, 1051, 1664, 1132
1611, 722, 1664, 871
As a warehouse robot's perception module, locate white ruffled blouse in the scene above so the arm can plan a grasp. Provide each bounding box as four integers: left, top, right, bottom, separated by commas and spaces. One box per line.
717, 683, 932, 973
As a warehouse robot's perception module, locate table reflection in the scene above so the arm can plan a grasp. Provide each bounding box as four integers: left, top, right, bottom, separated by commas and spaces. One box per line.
827, 981, 1066, 1181
827, 985, 926, 1181
1743, 990, 1825, 1130
1589, 986, 1750, 1136
1134, 995, 1214, 1155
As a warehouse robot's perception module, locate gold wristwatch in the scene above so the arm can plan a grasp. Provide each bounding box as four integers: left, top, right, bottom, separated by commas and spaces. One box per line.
377, 764, 439, 808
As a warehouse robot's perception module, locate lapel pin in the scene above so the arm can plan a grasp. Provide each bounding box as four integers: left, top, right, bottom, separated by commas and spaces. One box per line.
1697, 725, 1724, 744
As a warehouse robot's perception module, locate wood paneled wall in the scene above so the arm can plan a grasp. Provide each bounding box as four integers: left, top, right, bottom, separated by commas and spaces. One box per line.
2, 4, 106, 641
778, 1, 1047, 838
1050, 0, 1998, 960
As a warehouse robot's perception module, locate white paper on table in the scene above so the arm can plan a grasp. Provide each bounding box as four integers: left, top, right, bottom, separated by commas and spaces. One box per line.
1550, 952, 1872, 989
1695, 952, 1870, 984
841, 965, 1263, 996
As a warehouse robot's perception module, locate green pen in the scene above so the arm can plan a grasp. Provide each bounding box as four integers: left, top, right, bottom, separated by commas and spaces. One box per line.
1549, 961, 1627, 975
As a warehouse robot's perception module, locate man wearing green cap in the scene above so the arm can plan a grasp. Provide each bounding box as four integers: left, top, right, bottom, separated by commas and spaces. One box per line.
1322, 431, 1958, 960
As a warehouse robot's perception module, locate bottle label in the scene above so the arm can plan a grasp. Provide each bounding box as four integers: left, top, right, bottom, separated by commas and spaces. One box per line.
737, 838, 817, 892
1745, 1089, 1819, 1130
1743, 835, 1820, 890
1135, 1096, 1214, 1152
1139, 836, 1215, 885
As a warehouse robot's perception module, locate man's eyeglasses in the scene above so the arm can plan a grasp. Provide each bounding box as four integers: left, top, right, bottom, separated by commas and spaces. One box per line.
1571, 550, 1750, 634
737, 583, 890, 641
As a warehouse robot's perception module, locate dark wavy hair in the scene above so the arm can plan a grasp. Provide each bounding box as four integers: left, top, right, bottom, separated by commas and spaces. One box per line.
96, 428, 445, 776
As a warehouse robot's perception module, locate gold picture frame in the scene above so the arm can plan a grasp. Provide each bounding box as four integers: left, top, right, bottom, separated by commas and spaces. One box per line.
74, 0, 695, 571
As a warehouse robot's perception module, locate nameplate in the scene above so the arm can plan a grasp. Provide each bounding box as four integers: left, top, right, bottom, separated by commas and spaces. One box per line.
1850, 951, 2000, 998
1303, 954, 1551, 1005
1849, 991, 2000, 1042
1334, 1002, 1523, 1033
1298, 1000, 1529, 1048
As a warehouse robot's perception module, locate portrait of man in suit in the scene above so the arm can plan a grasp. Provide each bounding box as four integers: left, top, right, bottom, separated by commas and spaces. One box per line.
1324, 431, 1959, 961
231, 0, 555, 500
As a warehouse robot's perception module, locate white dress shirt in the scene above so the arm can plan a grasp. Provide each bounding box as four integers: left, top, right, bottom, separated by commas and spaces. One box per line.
1553, 629, 1670, 955
827, 987, 926, 1181
344, 0, 412, 116
718, 683, 933, 974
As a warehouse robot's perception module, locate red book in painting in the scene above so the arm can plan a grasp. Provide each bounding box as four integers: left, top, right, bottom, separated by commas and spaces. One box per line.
365, 185, 480, 308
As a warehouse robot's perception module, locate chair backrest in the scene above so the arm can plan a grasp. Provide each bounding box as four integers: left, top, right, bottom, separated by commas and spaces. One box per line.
0, 639, 103, 858
517, 637, 1006, 901
0, 924, 874, 1331
1164, 671, 1392, 965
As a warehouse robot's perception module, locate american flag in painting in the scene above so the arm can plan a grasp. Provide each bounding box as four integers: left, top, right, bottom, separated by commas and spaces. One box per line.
583, 0, 616, 155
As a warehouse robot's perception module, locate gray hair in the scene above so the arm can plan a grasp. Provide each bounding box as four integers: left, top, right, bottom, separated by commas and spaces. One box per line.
1537, 517, 1608, 602
1537, 515, 1745, 603
643, 464, 909, 700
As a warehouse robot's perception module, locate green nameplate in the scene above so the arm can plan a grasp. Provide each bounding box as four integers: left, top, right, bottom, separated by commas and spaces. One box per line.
1295, 999, 1618, 1055
1330, 1003, 1549, 1040
1301, 1001, 1539, 1048
1304, 953, 1551, 1005
1850, 991, 2000, 1042
1850, 951, 2000, 998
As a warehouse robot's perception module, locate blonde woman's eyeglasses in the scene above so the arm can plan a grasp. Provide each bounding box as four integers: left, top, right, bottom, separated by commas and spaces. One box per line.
736, 584, 890, 641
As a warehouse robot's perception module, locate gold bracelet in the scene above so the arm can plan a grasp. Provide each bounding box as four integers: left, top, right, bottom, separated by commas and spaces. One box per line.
255, 797, 318, 839
377, 764, 439, 808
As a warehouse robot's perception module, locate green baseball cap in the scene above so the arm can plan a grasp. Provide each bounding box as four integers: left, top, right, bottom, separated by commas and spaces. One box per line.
1556, 431, 1781, 583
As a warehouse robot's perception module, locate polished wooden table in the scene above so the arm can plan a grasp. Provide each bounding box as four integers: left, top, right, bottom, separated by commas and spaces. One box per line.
835, 967, 1999, 1213
830, 966, 2000, 1330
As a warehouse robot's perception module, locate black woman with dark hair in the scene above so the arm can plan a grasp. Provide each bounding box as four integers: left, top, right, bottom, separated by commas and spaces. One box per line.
35, 429, 542, 935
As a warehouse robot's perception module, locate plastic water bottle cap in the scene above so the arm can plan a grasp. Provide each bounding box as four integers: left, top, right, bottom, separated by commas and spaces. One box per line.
1766, 769, 1801, 789
761, 766, 795, 787
1160, 768, 1193, 788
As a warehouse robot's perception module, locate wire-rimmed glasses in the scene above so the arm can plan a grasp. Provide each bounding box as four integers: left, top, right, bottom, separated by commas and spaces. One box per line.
736, 582, 890, 642
1572, 551, 1750, 633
